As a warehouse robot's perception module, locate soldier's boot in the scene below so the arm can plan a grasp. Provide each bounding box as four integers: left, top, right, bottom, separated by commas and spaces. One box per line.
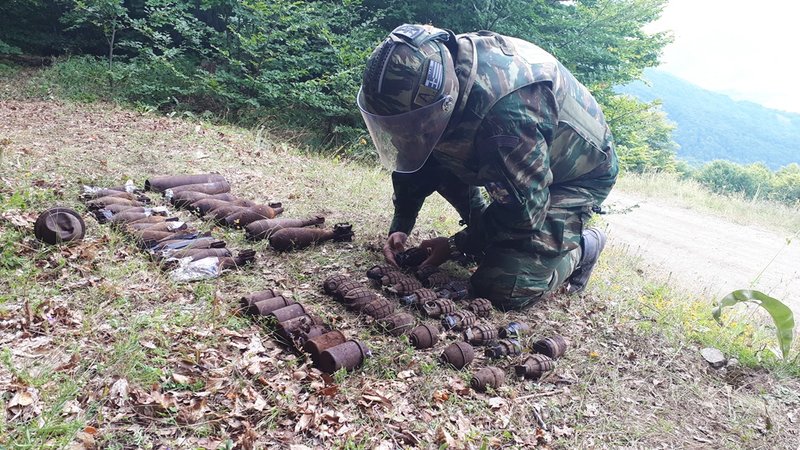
566, 227, 607, 294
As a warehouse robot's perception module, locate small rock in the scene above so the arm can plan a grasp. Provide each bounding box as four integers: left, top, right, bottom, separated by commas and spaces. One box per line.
701, 347, 726, 369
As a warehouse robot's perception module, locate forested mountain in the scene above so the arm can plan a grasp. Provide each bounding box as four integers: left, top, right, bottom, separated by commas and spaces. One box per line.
618, 69, 800, 169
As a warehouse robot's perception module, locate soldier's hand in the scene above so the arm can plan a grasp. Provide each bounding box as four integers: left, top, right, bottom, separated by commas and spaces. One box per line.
419, 236, 450, 269
384, 232, 408, 267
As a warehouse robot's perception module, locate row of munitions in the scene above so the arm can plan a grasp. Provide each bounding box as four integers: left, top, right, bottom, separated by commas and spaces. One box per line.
240, 290, 371, 374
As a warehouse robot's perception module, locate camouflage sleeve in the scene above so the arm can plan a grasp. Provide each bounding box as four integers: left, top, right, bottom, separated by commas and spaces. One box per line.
458, 83, 558, 251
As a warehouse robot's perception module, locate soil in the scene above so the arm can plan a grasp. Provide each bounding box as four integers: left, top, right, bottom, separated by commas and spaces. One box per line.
602, 191, 800, 314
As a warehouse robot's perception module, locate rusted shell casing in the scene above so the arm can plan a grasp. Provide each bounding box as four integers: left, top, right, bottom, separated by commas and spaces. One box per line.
204, 204, 247, 223
107, 210, 156, 225
387, 278, 425, 296
223, 205, 284, 228
342, 287, 378, 310
532, 335, 569, 360
485, 339, 522, 359
395, 247, 429, 268
249, 295, 295, 316
145, 174, 227, 192
83, 190, 139, 201
423, 272, 452, 289
465, 298, 494, 318
239, 289, 281, 310
422, 298, 457, 318
34, 207, 86, 245
498, 322, 531, 339
127, 220, 187, 233
269, 223, 354, 251
171, 191, 239, 208
269, 303, 309, 323
290, 325, 330, 348
463, 325, 498, 346
322, 274, 351, 296
361, 298, 395, 319
366, 264, 398, 281
128, 215, 168, 226
276, 314, 323, 340
399, 288, 438, 307
515, 354, 556, 380
333, 280, 362, 301
303, 330, 347, 364
151, 236, 224, 253
471, 366, 506, 392
317, 340, 371, 374
100, 204, 146, 217
87, 196, 143, 210
190, 198, 251, 216
440, 342, 475, 370
167, 181, 231, 196
161, 248, 232, 266
377, 312, 415, 336
133, 230, 182, 248
246, 216, 325, 241
441, 310, 478, 331
408, 324, 440, 349
217, 249, 256, 271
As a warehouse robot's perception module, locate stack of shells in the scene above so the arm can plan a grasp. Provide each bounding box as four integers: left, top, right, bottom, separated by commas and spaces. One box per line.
82, 174, 256, 276
240, 289, 371, 374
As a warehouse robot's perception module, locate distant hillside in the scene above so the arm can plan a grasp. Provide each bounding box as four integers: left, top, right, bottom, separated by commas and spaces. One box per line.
617, 69, 800, 170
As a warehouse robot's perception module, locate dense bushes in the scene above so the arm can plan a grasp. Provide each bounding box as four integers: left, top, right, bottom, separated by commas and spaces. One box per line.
693, 161, 800, 205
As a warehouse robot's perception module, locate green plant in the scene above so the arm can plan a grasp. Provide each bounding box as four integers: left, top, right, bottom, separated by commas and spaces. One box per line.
713, 290, 796, 360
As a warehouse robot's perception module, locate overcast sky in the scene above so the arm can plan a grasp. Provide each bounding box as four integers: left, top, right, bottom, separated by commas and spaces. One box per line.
647, 0, 800, 113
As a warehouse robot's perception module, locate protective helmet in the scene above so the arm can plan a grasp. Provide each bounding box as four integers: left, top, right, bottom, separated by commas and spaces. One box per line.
357, 24, 459, 173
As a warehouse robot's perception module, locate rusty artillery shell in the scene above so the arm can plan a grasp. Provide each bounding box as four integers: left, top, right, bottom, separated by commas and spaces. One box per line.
485, 339, 522, 359
127, 220, 187, 233
366, 264, 398, 281
216, 249, 256, 271
395, 247, 428, 268
532, 335, 569, 360
132, 229, 183, 248
223, 205, 284, 228
342, 287, 378, 311
269, 303, 309, 323
322, 274, 351, 296
440, 342, 474, 370
87, 196, 143, 210
246, 216, 325, 241
276, 314, 323, 341
167, 180, 231, 196
269, 223, 354, 251
423, 272, 452, 288
145, 174, 227, 192
422, 298, 457, 318
333, 280, 362, 302
290, 325, 330, 348
239, 289, 281, 311
463, 325, 498, 346
190, 198, 252, 216
162, 247, 231, 261
471, 367, 506, 392
151, 236, 223, 253
399, 288, 438, 307
498, 322, 531, 339
361, 298, 395, 319
377, 312, 415, 336
250, 295, 295, 316
303, 330, 347, 364
441, 310, 478, 331
515, 354, 555, 380
34, 208, 86, 245
99, 204, 146, 217
204, 204, 247, 223
317, 340, 371, 374
170, 191, 240, 208
465, 298, 494, 318
408, 324, 440, 349
386, 278, 424, 295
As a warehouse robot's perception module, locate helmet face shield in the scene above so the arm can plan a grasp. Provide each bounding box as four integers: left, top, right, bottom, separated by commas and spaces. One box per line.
358, 88, 454, 173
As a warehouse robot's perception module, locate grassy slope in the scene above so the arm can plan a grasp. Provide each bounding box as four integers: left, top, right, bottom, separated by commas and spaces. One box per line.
1, 79, 799, 448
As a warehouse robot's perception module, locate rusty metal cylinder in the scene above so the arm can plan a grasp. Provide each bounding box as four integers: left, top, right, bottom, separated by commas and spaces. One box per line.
440, 342, 474, 370
361, 298, 395, 319
463, 325, 498, 346
269, 303, 309, 323
239, 289, 281, 310
190, 198, 252, 216
317, 340, 371, 374
532, 336, 569, 360
498, 321, 531, 339
515, 354, 556, 380
322, 274, 351, 296
290, 325, 330, 348
276, 315, 323, 341
303, 330, 347, 364
145, 174, 227, 192
87, 196, 143, 210
171, 191, 240, 208
441, 310, 478, 331
343, 288, 379, 311
249, 295, 295, 316
204, 204, 247, 223
465, 298, 494, 318
377, 312, 415, 336
399, 288, 437, 307
34, 207, 86, 245
223, 205, 284, 228
246, 216, 325, 241
269, 223, 353, 251
167, 181, 231, 196
408, 324, 440, 349
422, 298, 457, 318
485, 339, 522, 359
471, 367, 506, 392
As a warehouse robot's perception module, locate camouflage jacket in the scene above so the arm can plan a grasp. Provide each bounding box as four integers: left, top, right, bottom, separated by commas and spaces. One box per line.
390, 31, 617, 253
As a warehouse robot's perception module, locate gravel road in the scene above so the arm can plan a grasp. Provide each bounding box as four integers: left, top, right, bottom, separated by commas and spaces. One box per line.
602, 190, 800, 314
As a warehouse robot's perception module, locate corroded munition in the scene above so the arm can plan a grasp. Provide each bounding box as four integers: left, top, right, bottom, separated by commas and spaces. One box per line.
190, 198, 253, 216
303, 330, 347, 364
333, 280, 362, 301
290, 325, 330, 349
377, 312, 415, 336
471, 367, 506, 392
361, 298, 395, 319
247, 216, 325, 241
379, 271, 414, 287
423, 272, 452, 288
223, 204, 286, 228
108, 208, 168, 225
386, 278, 424, 295
239, 289, 282, 311
161, 247, 232, 264
463, 325, 498, 346
268, 223, 354, 251
465, 298, 494, 318
515, 354, 556, 380
485, 339, 522, 359
441, 310, 478, 331
440, 342, 474, 370
127, 221, 187, 233
422, 298, 457, 318
87, 196, 143, 210
399, 288, 437, 307
317, 340, 371, 374
249, 295, 295, 316
269, 303, 309, 322
145, 174, 227, 192
498, 321, 531, 339
171, 191, 240, 208
276, 314, 324, 341
132, 229, 183, 248
215, 250, 257, 271
408, 324, 440, 349
366, 264, 398, 281
532, 335, 569, 360
395, 247, 428, 268
151, 236, 224, 253
128, 215, 169, 226
322, 274, 351, 296
436, 280, 470, 301
167, 180, 231, 196
343, 287, 379, 311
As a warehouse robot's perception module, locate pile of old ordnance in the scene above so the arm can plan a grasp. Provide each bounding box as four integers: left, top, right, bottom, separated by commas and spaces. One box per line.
315, 247, 569, 391
240, 289, 370, 374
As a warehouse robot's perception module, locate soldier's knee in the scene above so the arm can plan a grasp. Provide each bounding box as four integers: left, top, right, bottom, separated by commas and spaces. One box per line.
470, 247, 551, 311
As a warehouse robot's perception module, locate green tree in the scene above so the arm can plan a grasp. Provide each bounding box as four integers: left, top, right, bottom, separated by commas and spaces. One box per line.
62, 0, 131, 70
602, 94, 677, 172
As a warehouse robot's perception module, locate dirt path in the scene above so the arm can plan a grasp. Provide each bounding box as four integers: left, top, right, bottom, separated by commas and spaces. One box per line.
602, 190, 800, 314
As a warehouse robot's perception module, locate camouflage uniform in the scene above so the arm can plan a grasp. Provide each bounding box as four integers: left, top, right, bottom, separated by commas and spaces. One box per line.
388, 31, 618, 310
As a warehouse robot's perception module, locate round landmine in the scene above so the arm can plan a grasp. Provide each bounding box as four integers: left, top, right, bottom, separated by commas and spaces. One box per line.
471, 366, 506, 392
408, 324, 440, 349
440, 342, 475, 370
531, 335, 569, 359
377, 312, 415, 336
316, 340, 371, 374
34, 207, 86, 245
515, 354, 556, 380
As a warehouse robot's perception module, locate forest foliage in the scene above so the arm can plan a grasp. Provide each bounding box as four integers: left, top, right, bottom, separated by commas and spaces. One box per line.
1, 0, 797, 204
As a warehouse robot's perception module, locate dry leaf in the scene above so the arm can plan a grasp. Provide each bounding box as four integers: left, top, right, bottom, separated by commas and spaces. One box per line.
109, 378, 129, 407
